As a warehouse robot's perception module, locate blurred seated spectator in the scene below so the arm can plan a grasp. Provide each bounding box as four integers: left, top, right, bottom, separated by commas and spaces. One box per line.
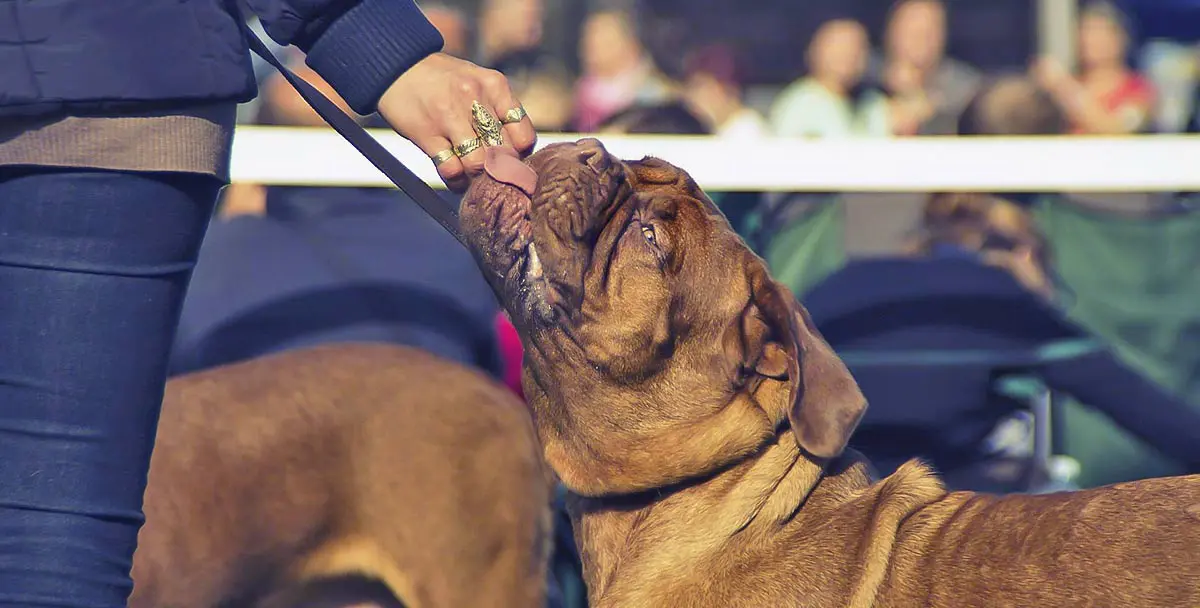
421, 2, 471, 58
572, 9, 677, 132
514, 66, 575, 132
170, 64, 502, 379
956, 74, 1067, 137
682, 44, 770, 138
871, 0, 982, 135
803, 192, 1200, 491
476, 0, 546, 74
596, 100, 709, 135
1032, 1, 1155, 135
768, 18, 892, 138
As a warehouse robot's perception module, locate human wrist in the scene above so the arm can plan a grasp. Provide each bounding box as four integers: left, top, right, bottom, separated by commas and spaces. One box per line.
303, 0, 444, 115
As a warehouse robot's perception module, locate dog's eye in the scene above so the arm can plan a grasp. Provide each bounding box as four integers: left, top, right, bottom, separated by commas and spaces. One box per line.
641, 224, 657, 246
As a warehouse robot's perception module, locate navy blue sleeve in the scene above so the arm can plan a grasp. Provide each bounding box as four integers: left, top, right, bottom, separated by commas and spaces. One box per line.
242, 0, 444, 114
1041, 349, 1200, 472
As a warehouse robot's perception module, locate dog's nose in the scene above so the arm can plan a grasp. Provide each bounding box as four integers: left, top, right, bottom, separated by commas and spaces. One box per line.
574, 138, 610, 173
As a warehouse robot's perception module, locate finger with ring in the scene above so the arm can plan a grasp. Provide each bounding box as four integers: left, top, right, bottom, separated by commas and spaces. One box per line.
500, 105, 528, 125
453, 137, 483, 157
471, 100, 505, 147
431, 148, 456, 167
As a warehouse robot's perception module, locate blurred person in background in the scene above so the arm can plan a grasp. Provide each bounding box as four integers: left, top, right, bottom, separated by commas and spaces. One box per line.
422, 2, 472, 58
873, 0, 982, 135
596, 100, 710, 135
517, 68, 576, 131
474, 0, 574, 132
682, 44, 771, 138
0, 0, 537, 603
1032, 1, 1155, 135
802, 76, 1200, 492
573, 9, 677, 132
477, 0, 553, 77
768, 18, 892, 138
172, 63, 503, 381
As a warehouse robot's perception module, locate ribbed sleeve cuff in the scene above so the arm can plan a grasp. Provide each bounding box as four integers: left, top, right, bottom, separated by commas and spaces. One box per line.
304, 0, 444, 115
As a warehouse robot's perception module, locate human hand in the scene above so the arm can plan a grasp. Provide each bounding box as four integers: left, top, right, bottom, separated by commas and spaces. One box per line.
1030, 56, 1072, 93
377, 53, 537, 192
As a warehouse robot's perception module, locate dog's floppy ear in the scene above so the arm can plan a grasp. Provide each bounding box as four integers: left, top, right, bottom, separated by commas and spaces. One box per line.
748, 267, 866, 459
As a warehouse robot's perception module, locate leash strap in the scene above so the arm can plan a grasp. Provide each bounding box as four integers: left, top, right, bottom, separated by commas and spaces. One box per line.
240, 22, 467, 247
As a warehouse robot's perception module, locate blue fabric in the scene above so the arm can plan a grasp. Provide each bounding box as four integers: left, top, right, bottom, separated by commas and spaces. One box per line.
803, 257, 1200, 481
0, 0, 442, 117
171, 186, 502, 379
0, 168, 220, 607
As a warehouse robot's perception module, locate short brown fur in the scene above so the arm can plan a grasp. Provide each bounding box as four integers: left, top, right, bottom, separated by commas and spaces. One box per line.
129, 344, 552, 608
459, 139, 1200, 607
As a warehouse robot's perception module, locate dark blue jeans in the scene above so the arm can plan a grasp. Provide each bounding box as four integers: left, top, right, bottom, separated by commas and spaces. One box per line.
0, 168, 220, 607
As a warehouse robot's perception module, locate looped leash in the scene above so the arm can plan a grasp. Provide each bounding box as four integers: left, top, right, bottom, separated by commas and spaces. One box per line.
239, 22, 468, 248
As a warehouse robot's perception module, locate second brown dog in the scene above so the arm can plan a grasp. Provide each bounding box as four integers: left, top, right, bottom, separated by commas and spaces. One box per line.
129, 343, 551, 608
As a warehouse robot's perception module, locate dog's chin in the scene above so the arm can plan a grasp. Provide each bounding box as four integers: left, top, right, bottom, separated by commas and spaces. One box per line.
460, 177, 557, 327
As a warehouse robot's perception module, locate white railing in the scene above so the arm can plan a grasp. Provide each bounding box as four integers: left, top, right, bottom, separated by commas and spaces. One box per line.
230, 127, 1200, 192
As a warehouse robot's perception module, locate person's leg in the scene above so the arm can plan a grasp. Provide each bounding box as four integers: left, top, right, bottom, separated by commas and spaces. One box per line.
0, 168, 220, 607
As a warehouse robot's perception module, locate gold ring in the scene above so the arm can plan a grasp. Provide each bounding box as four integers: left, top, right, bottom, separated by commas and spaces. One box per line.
500, 105, 527, 124
471, 101, 505, 147
453, 137, 483, 157
431, 149, 456, 167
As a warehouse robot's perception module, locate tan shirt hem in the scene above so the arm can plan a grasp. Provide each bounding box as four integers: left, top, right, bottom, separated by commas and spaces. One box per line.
0, 104, 237, 180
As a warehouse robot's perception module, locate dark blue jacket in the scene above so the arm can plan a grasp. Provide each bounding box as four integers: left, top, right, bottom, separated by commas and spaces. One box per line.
802, 256, 1200, 477
169, 186, 502, 378
0, 0, 443, 117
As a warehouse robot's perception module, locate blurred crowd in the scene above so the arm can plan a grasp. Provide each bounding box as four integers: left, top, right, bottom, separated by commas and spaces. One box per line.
237, 0, 1200, 137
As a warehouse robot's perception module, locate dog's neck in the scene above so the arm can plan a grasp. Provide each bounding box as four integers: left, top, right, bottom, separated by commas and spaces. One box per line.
567, 429, 837, 605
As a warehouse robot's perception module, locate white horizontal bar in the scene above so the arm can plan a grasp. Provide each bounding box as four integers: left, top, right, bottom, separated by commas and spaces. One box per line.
230, 126, 1200, 192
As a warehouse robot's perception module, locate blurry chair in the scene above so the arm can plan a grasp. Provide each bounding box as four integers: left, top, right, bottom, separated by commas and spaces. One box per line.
170, 186, 503, 379
803, 255, 1200, 492
833, 348, 1080, 493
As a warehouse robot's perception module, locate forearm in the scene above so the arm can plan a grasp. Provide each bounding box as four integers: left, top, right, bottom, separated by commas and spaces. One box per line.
240, 0, 443, 114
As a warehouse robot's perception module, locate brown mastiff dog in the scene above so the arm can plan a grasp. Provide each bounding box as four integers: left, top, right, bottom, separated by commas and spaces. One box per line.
128, 343, 550, 608
461, 141, 1200, 607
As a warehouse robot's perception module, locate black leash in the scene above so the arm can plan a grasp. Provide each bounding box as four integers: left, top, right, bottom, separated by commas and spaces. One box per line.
240, 22, 468, 248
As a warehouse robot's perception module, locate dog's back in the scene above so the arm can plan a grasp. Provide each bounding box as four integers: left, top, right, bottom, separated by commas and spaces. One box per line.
877, 466, 1200, 607
131, 343, 550, 608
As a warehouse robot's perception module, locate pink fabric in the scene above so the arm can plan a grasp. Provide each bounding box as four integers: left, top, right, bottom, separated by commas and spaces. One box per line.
495, 311, 525, 399
574, 75, 640, 132
573, 60, 667, 132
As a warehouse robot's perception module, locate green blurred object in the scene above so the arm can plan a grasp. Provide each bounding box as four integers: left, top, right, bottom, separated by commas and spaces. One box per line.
1033, 197, 1200, 488
751, 195, 847, 295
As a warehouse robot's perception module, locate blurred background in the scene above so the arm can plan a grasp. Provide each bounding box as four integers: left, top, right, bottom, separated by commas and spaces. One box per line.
199, 0, 1200, 497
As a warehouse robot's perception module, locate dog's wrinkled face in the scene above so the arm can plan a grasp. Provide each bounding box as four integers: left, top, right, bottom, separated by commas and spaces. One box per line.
460, 139, 866, 496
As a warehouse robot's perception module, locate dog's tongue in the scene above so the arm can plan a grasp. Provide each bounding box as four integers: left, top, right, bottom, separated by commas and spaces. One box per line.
484, 147, 538, 196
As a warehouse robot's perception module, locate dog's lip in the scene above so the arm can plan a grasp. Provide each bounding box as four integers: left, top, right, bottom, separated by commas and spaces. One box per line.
467, 169, 554, 319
